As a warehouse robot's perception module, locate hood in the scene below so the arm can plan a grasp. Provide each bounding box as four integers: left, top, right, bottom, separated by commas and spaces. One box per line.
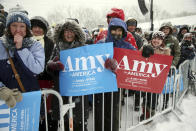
179, 25, 189, 34
107, 18, 127, 40
126, 17, 137, 27
53, 20, 85, 45
159, 22, 173, 34
30, 16, 49, 33
106, 8, 125, 21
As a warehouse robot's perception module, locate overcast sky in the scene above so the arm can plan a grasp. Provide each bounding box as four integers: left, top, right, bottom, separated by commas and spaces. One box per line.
1, 0, 196, 18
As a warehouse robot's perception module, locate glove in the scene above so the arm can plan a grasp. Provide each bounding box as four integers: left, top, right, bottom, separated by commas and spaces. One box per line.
12, 88, 23, 102
142, 45, 154, 58
0, 87, 16, 108
105, 58, 118, 73
47, 56, 64, 71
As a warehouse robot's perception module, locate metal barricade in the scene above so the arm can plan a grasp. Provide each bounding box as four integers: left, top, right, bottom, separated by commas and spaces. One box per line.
41, 89, 75, 131
41, 60, 194, 131
123, 66, 178, 130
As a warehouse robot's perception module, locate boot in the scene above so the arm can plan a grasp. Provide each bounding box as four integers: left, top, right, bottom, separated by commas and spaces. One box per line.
140, 107, 155, 121
140, 106, 150, 121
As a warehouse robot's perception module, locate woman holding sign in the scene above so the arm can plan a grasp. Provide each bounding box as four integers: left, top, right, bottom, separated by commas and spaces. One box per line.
140, 31, 171, 120
47, 19, 89, 131
0, 11, 45, 108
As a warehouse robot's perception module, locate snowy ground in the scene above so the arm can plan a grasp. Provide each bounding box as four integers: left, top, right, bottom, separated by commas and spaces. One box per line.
151, 94, 196, 131
87, 93, 196, 131
130, 94, 196, 131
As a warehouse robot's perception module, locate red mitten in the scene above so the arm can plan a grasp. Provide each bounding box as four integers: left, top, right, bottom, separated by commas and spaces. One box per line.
47, 56, 64, 71
53, 56, 60, 62
104, 58, 118, 73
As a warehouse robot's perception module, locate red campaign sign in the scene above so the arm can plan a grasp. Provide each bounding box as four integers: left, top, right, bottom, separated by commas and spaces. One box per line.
114, 48, 173, 94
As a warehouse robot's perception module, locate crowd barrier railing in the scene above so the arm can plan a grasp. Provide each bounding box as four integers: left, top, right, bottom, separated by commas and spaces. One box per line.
41, 59, 195, 131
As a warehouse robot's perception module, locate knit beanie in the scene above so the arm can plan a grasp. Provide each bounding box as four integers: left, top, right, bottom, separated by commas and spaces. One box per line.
126, 18, 137, 27
152, 31, 165, 40
8, 4, 28, 15
6, 11, 31, 28
183, 33, 192, 40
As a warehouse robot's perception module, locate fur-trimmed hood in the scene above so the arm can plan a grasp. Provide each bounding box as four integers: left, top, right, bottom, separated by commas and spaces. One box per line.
53, 20, 85, 46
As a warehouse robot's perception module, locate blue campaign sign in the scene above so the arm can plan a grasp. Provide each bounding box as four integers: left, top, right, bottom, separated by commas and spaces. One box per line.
59, 42, 118, 96
0, 91, 41, 131
162, 75, 183, 94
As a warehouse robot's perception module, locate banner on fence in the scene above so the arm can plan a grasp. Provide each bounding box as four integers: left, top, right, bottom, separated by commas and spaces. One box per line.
60, 42, 118, 96
114, 48, 173, 93
0, 91, 41, 131
162, 75, 183, 94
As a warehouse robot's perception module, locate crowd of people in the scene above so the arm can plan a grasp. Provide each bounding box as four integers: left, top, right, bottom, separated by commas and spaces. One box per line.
0, 3, 196, 131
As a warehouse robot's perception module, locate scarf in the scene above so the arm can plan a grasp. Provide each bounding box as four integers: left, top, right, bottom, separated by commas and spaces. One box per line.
33, 35, 45, 48
58, 40, 82, 51
1, 35, 35, 51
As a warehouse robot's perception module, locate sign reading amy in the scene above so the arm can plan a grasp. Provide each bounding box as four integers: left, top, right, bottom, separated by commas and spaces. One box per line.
0, 91, 41, 131
114, 48, 173, 93
60, 42, 118, 96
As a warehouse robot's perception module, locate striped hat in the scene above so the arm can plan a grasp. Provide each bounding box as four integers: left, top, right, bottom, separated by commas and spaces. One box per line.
6, 11, 31, 28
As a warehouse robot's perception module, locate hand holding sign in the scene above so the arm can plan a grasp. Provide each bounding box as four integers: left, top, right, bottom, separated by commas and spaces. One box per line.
0, 91, 41, 131
105, 58, 118, 73
0, 87, 22, 108
142, 45, 154, 58
48, 56, 64, 71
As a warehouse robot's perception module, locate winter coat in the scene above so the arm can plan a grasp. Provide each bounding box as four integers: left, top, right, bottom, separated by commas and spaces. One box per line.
37, 36, 54, 81
0, 35, 45, 92
153, 47, 171, 55
140, 44, 171, 56
94, 26, 138, 49
164, 35, 181, 66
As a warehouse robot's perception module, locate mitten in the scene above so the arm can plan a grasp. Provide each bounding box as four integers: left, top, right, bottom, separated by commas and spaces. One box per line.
0, 87, 16, 108
105, 58, 118, 73
47, 56, 64, 71
12, 88, 23, 102
142, 45, 154, 58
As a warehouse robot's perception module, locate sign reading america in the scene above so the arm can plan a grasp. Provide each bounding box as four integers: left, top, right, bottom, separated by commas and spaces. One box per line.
0, 91, 41, 131
114, 48, 173, 93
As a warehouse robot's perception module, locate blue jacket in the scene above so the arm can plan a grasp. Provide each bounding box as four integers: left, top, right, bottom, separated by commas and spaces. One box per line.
98, 18, 136, 50
0, 36, 45, 92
